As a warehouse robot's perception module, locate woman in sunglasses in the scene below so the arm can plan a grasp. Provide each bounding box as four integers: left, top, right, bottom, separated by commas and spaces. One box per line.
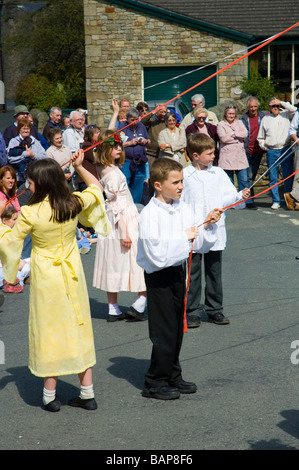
185, 108, 219, 164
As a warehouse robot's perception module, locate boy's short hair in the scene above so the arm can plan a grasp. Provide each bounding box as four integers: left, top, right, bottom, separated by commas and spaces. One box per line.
150, 157, 183, 186
187, 133, 215, 157
1, 206, 17, 221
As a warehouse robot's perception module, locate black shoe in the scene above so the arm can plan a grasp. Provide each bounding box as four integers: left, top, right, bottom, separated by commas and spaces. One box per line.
208, 312, 230, 325
246, 203, 257, 210
68, 396, 98, 410
170, 380, 197, 394
187, 314, 201, 328
45, 397, 61, 412
107, 313, 126, 322
0, 292, 4, 308
126, 306, 148, 321
142, 385, 180, 400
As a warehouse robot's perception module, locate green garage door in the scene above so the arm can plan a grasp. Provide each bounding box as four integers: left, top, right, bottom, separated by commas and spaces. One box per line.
144, 65, 217, 112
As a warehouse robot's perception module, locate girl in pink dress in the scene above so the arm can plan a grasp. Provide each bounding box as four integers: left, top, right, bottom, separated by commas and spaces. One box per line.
93, 131, 147, 322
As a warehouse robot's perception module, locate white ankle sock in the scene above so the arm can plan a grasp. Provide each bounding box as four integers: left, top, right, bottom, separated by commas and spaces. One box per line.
42, 387, 56, 405
109, 303, 122, 315
131, 295, 147, 313
79, 384, 94, 400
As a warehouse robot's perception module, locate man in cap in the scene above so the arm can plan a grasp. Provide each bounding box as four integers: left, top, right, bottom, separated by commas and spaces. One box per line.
3, 105, 40, 146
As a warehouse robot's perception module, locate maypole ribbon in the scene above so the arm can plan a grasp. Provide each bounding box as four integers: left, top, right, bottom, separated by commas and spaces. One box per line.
59, 20, 299, 166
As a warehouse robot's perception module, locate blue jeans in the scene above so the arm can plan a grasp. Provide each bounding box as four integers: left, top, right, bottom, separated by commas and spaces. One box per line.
225, 168, 249, 192
121, 160, 147, 204
266, 147, 294, 203
246, 153, 263, 195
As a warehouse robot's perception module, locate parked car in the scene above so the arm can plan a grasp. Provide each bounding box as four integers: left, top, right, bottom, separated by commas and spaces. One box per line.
146, 99, 189, 122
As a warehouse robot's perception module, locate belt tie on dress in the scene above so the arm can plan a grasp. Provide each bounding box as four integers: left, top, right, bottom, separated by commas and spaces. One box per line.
34, 244, 84, 325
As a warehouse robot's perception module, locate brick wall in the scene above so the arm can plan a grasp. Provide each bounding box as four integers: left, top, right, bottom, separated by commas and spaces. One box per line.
84, 0, 248, 127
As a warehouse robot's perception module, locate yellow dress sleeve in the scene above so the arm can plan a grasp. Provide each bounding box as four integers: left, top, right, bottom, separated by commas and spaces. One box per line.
74, 184, 112, 236
0, 206, 33, 283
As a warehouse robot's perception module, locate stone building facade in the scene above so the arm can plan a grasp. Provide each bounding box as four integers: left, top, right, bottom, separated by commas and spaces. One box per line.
84, 0, 249, 127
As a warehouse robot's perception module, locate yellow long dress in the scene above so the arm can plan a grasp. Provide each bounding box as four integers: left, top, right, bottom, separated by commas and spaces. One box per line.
0, 184, 111, 377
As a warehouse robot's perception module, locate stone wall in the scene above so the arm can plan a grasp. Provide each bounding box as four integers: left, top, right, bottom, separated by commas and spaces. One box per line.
84, 0, 248, 127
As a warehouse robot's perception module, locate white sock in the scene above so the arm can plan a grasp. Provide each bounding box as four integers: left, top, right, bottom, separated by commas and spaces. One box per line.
79, 384, 94, 400
131, 295, 147, 313
109, 303, 122, 316
42, 387, 56, 405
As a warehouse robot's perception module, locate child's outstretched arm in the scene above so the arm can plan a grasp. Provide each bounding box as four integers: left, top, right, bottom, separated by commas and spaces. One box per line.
72, 149, 104, 192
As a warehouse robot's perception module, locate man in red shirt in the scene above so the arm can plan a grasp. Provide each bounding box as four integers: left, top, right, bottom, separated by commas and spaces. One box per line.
240, 97, 266, 209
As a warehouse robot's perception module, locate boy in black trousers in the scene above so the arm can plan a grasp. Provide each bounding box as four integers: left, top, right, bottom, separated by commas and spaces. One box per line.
137, 157, 222, 400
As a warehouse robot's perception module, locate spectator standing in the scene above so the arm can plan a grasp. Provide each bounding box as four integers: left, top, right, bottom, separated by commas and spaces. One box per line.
240, 97, 266, 209
185, 107, 219, 164
78, 125, 101, 191
157, 111, 187, 167
0, 165, 21, 214
0, 132, 7, 167
180, 94, 218, 131
284, 110, 299, 210
62, 111, 85, 152
3, 105, 40, 146
7, 117, 46, 186
61, 115, 70, 131
257, 97, 297, 209
217, 105, 249, 202
42, 107, 63, 143
46, 128, 74, 186
119, 108, 150, 204
142, 105, 167, 169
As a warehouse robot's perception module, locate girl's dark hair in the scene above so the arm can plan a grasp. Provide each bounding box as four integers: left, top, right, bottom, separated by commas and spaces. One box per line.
26, 158, 82, 223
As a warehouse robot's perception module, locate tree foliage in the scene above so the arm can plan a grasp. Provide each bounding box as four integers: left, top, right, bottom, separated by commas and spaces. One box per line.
15, 73, 68, 112
4, 0, 86, 109
237, 71, 278, 110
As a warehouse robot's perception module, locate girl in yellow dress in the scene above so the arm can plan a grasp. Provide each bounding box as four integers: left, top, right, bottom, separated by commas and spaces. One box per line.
0, 151, 111, 412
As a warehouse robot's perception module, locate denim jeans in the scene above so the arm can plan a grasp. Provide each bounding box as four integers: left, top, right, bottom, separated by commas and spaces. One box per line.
121, 160, 147, 204
224, 168, 249, 192
266, 147, 294, 203
246, 152, 263, 196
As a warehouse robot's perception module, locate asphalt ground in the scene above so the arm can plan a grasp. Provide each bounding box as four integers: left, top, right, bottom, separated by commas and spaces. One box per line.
0, 113, 298, 454
0, 188, 299, 454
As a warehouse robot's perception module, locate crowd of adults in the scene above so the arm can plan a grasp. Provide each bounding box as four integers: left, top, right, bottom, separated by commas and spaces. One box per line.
0, 93, 299, 213
106, 93, 299, 210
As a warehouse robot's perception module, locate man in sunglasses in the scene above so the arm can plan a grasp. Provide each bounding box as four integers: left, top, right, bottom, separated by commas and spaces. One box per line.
257, 97, 297, 210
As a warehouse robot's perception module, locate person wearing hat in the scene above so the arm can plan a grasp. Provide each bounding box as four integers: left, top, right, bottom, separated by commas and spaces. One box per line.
3, 105, 40, 147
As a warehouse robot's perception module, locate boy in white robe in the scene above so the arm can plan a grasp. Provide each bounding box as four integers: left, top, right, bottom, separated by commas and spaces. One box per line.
137, 157, 222, 400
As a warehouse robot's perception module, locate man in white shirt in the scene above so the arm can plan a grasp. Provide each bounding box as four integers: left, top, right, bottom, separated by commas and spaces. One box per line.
257, 97, 297, 209
62, 111, 85, 152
